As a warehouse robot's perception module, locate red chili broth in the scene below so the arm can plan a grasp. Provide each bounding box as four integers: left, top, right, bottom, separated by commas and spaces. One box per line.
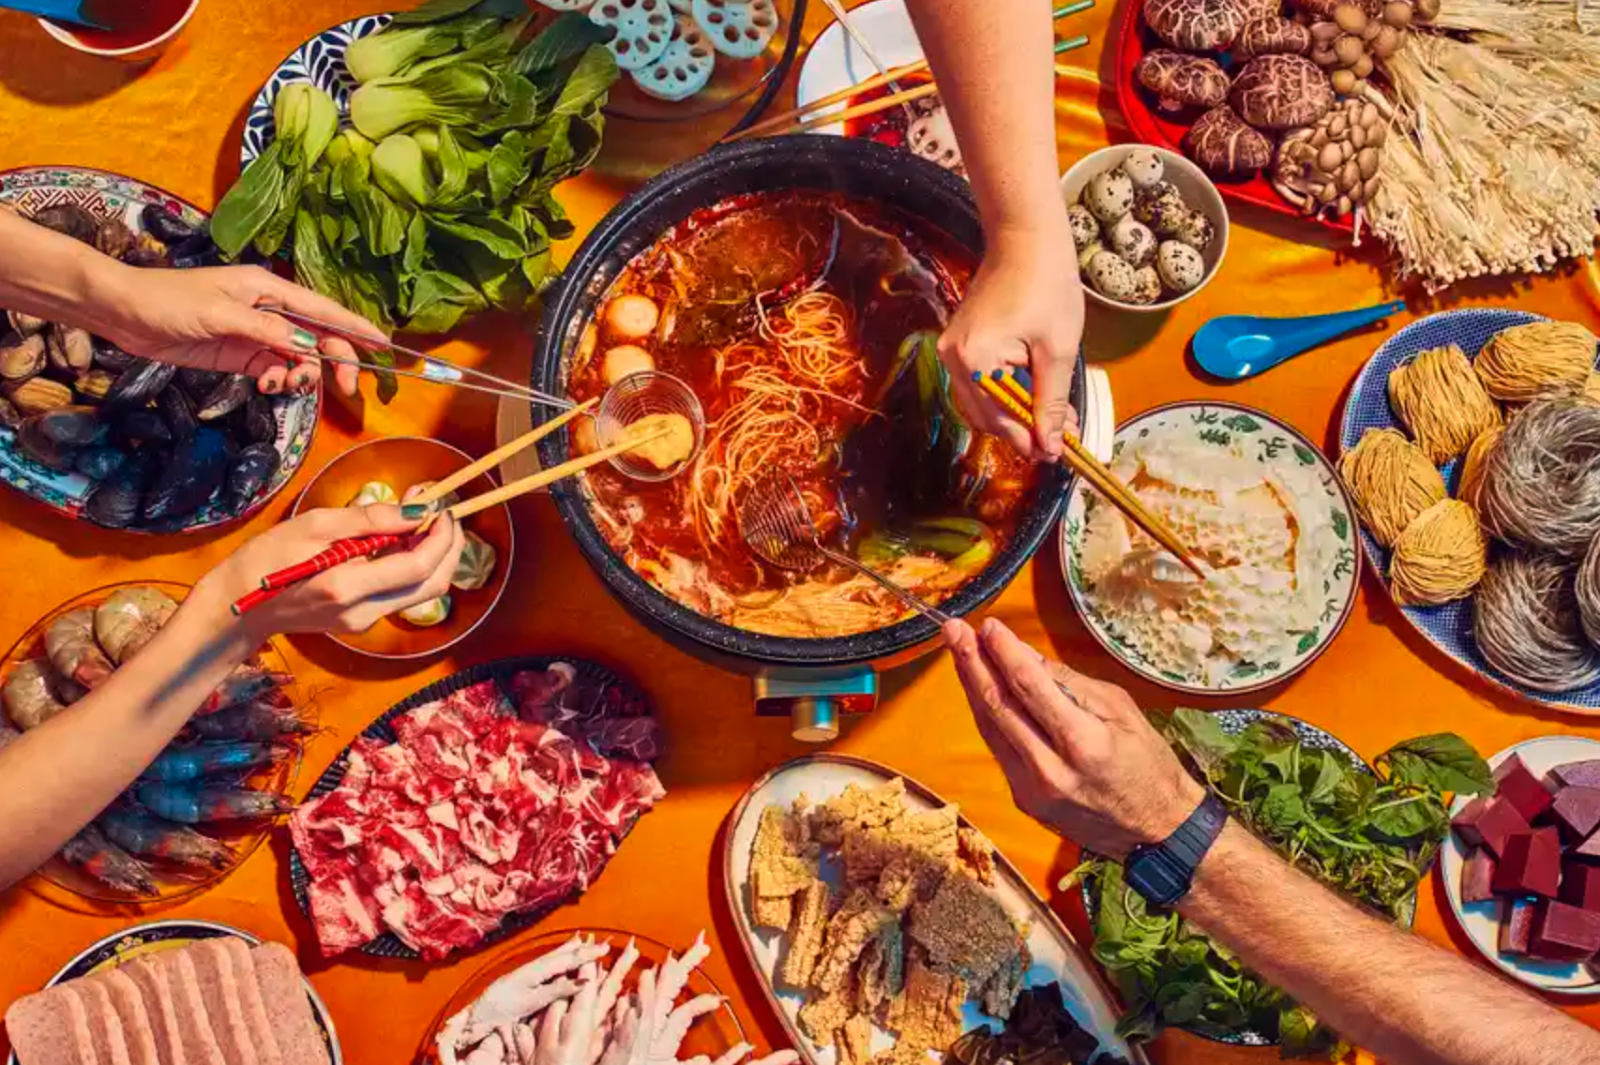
52, 0, 190, 50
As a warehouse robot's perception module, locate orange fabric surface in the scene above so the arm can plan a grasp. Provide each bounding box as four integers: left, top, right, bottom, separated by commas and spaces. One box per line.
2, 2, 1600, 1063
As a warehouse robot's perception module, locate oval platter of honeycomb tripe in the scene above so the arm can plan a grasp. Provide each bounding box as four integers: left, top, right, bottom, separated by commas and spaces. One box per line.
721, 754, 1149, 1065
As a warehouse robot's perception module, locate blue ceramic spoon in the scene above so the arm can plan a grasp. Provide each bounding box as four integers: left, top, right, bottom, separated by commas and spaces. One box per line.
1194, 300, 1407, 380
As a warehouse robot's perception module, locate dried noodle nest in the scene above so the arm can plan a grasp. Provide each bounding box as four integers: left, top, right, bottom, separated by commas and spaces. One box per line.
1389, 499, 1487, 606
1457, 424, 1502, 511
1475, 320, 1597, 403
1578, 535, 1600, 650
1474, 550, 1600, 692
1339, 428, 1445, 548
1477, 398, 1600, 558
1387, 344, 1502, 464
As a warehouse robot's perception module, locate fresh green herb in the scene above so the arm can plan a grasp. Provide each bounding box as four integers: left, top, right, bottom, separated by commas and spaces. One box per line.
1063, 711, 1490, 1060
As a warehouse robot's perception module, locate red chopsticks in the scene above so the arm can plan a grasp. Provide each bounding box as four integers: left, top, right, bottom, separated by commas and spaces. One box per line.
230, 533, 404, 616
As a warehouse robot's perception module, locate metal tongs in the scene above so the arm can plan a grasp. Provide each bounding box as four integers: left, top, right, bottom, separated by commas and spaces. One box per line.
268, 307, 578, 411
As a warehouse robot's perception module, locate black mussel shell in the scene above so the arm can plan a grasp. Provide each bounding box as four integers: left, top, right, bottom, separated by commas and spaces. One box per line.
230, 390, 277, 446
175, 366, 225, 403
115, 409, 172, 446
91, 338, 137, 374
197, 374, 252, 421
85, 451, 153, 529
157, 386, 198, 440
30, 204, 99, 244
93, 217, 139, 261
33, 405, 107, 447
17, 418, 77, 472
103, 359, 177, 411
224, 442, 281, 512
141, 426, 232, 522
73, 445, 127, 481
140, 205, 202, 246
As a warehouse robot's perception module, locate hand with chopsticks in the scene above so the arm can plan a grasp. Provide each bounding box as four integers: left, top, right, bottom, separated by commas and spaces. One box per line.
193, 506, 464, 636
0, 208, 372, 397
903, 0, 1086, 460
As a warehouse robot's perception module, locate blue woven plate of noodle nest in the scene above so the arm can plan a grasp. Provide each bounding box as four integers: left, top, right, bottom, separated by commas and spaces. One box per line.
1338, 307, 1600, 714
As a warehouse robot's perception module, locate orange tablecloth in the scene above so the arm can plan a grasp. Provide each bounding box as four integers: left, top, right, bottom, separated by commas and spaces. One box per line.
3, 3, 1600, 1062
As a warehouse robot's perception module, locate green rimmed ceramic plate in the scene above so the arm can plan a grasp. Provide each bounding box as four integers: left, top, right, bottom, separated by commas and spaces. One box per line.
1058, 401, 1360, 696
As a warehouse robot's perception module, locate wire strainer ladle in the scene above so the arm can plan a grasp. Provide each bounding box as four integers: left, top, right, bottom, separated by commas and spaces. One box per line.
737, 471, 954, 625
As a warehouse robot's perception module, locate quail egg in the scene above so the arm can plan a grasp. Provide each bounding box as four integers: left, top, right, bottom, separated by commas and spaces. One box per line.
1108, 216, 1158, 268
1156, 240, 1207, 293
1168, 208, 1216, 251
1119, 149, 1165, 191
1129, 265, 1163, 305
1132, 181, 1185, 230
1086, 250, 1139, 302
1082, 168, 1135, 225
1078, 240, 1106, 273
1067, 204, 1100, 251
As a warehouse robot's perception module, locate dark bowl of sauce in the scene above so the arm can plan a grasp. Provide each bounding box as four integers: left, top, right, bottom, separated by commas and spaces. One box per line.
39, 0, 199, 61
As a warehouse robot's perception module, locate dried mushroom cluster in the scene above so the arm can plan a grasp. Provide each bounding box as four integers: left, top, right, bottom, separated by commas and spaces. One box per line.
1069, 150, 1216, 305
1135, 0, 1432, 222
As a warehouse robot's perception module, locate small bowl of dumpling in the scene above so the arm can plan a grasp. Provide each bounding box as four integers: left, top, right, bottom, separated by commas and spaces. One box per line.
291, 437, 513, 659
1059, 145, 1228, 313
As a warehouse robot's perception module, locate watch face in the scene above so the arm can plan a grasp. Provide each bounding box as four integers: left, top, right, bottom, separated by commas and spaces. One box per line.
1127, 848, 1190, 908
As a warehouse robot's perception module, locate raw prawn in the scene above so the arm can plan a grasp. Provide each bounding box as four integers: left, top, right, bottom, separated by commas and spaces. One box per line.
196, 667, 293, 715
139, 741, 280, 782
59, 823, 158, 896
3, 658, 69, 730
98, 808, 233, 871
184, 700, 315, 743
134, 783, 293, 823
44, 607, 115, 689
94, 586, 178, 665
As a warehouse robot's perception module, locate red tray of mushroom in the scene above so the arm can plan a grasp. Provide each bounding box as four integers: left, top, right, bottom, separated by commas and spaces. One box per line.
1113, 0, 1358, 233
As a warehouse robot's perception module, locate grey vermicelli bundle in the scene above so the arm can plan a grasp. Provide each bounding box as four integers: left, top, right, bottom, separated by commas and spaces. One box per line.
1339, 428, 1447, 547
1578, 535, 1600, 649
1388, 344, 1503, 464
1475, 320, 1597, 403
1476, 397, 1600, 557
1457, 424, 1502, 512
1390, 499, 1488, 606
1473, 550, 1600, 692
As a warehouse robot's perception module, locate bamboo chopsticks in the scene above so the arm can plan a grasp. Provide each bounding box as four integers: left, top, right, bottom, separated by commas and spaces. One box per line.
974, 369, 1207, 579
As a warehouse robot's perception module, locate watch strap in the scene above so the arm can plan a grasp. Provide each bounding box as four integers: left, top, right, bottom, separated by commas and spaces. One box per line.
1163, 791, 1229, 872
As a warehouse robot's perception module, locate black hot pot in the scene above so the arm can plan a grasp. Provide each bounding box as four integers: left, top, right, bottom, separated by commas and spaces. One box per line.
532, 136, 1081, 739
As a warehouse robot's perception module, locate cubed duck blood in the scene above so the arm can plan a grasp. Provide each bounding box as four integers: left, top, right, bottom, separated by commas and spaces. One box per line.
1454, 795, 1532, 859
1531, 900, 1600, 962
1553, 760, 1600, 789
1495, 755, 1556, 823
1461, 848, 1497, 904
1493, 828, 1563, 899
1561, 861, 1600, 912
1550, 785, 1600, 843
1502, 898, 1538, 956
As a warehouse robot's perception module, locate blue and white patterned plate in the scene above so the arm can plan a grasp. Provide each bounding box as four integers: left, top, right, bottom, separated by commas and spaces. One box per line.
1060, 402, 1360, 695
0, 166, 319, 533
242, 14, 391, 169
1336, 308, 1600, 714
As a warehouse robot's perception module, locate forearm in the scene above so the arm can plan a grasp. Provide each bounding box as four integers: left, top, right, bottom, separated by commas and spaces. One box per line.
0, 208, 134, 335
904, 0, 1064, 236
0, 588, 255, 889
1182, 822, 1600, 1065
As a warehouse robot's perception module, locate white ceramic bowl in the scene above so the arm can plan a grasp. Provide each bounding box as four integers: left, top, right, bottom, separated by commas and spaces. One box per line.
39, 0, 200, 61
1059, 145, 1229, 313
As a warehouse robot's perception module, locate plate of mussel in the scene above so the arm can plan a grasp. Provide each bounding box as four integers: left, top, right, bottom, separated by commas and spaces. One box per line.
0, 580, 315, 904
0, 166, 318, 533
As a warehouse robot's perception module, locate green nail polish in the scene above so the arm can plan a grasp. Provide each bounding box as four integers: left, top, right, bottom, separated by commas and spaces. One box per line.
291, 328, 318, 351
401, 504, 429, 520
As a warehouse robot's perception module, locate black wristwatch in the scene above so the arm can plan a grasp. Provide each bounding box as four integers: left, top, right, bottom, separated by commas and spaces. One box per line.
1124, 792, 1228, 908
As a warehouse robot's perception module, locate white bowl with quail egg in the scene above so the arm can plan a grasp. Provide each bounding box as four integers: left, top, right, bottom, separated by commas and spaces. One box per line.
1060, 145, 1228, 312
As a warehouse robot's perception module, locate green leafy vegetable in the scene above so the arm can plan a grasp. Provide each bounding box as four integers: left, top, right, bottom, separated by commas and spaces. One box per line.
1071, 716, 1488, 1060
371, 134, 437, 206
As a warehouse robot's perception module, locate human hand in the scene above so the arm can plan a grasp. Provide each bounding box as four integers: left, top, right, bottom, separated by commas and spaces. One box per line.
190, 505, 464, 639
944, 617, 1205, 859
95, 263, 379, 397
940, 221, 1084, 461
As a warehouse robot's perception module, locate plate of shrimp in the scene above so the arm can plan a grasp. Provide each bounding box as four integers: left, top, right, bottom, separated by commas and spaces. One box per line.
0, 580, 317, 904
427, 928, 799, 1065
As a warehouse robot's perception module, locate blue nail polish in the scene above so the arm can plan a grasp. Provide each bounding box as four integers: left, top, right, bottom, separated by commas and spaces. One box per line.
400, 504, 429, 520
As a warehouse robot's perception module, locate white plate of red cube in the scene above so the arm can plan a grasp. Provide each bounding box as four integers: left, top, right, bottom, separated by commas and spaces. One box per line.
1442, 735, 1600, 995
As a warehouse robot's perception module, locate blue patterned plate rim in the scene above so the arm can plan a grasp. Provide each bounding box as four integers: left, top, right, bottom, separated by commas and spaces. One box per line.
1059, 400, 1362, 697
1336, 307, 1600, 715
